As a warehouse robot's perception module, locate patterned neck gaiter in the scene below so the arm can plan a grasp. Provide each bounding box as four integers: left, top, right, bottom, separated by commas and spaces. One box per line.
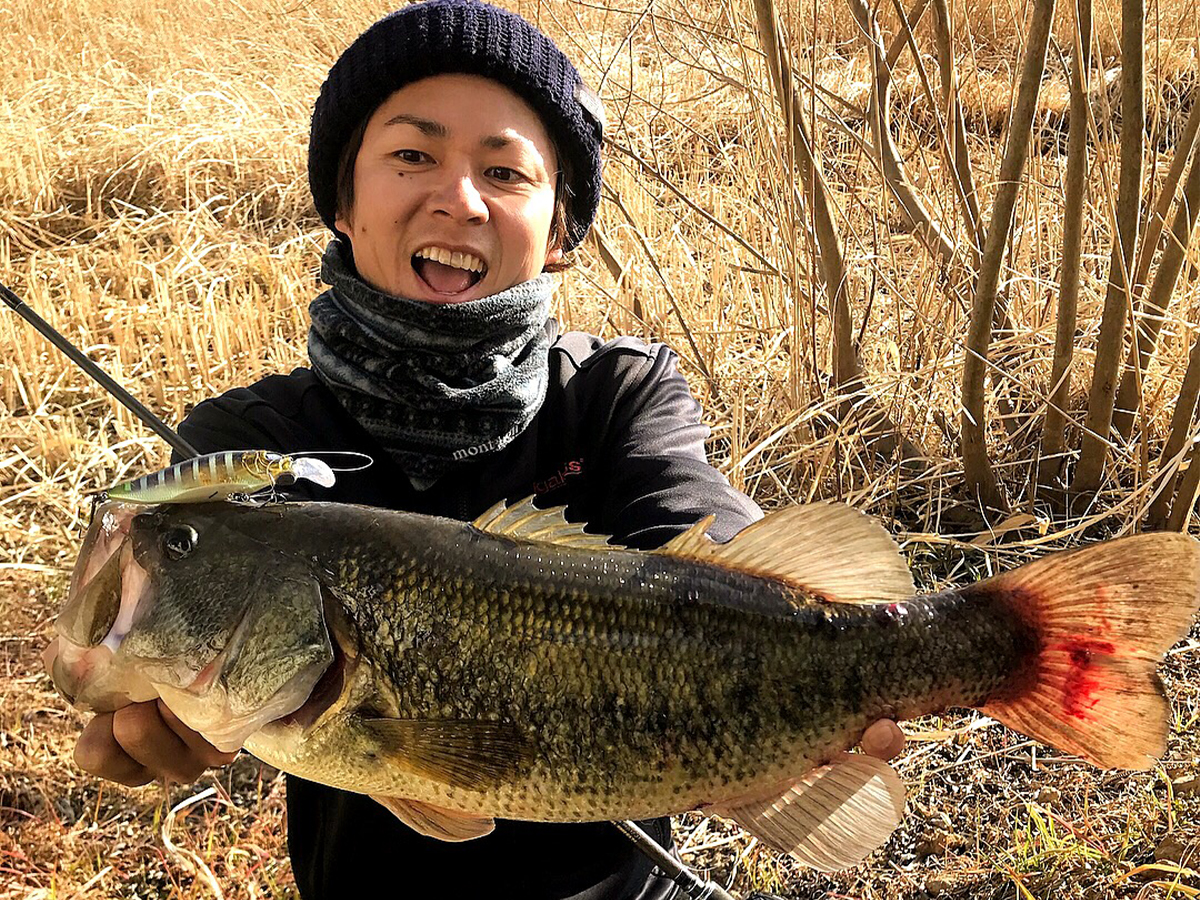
307, 241, 554, 487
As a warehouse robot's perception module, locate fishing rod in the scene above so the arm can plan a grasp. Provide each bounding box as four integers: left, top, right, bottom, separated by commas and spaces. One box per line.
1, 280, 199, 458
5, 276, 749, 899
615, 820, 738, 900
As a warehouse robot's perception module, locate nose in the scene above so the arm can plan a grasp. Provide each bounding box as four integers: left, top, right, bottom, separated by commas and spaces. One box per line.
429, 165, 489, 225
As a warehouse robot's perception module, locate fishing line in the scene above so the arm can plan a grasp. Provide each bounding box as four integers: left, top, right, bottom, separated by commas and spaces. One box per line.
281, 450, 375, 473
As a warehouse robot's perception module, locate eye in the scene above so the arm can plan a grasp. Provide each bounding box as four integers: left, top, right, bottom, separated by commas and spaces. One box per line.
162, 525, 198, 561
487, 166, 525, 184
393, 149, 428, 164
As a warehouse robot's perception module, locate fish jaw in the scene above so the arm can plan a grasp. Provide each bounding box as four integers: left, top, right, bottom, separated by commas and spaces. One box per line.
44, 636, 159, 711
50, 501, 336, 752
50, 506, 161, 711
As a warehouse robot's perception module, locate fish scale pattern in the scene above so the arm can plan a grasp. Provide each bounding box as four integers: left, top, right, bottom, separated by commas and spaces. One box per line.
297, 505, 1037, 819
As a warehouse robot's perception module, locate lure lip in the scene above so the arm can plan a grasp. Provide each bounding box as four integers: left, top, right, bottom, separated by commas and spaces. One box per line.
291, 457, 336, 488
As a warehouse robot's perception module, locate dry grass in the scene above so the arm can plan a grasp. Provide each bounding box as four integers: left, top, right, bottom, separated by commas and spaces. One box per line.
4, 0, 1200, 896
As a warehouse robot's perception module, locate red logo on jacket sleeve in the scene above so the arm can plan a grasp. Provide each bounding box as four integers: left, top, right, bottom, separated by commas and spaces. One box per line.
533, 458, 585, 494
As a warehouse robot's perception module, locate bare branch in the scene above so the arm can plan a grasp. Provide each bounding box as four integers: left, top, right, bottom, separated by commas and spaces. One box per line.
1166, 439, 1200, 531
1039, 0, 1093, 490
847, 0, 958, 266
960, 0, 1058, 512
750, 0, 858, 388
1112, 99, 1200, 440
929, 0, 985, 258
604, 136, 783, 277
750, 0, 918, 461
602, 185, 716, 390
884, 0, 931, 71
1150, 332, 1200, 528
1069, 0, 1146, 498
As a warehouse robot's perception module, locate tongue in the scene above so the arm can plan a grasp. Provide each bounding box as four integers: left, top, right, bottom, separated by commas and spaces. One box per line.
417, 258, 475, 294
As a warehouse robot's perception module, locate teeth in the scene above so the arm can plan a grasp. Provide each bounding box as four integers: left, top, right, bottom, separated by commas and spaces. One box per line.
414, 247, 486, 273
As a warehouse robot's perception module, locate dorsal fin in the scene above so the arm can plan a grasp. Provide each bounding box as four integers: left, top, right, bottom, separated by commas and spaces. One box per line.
471, 496, 620, 550
657, 502, 914, 603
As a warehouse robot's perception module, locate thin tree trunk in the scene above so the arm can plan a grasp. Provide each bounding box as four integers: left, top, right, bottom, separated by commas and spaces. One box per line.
1069, 0, 1145, 497
885, 0, 931, 71
848, 0, 957, 265
1039, 0, 1093, 490
1166, 439, 1200, 531
751, 0, 857, 389
751, 0, 916, 459
1112, 104, 1200, 439
1150, 333, 1200, 528
930, 0, 985, 260
961, 0, 1057, 512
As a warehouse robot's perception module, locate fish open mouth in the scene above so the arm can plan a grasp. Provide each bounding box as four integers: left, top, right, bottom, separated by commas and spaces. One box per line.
48, 504, 160, 712
412, 248, 487, 297
49, 501, 336, 752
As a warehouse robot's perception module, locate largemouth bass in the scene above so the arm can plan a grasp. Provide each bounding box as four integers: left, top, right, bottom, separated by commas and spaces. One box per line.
46, 497, 1200, 870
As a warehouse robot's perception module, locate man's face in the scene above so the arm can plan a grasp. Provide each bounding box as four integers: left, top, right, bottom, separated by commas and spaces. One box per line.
335, 73, 562, 303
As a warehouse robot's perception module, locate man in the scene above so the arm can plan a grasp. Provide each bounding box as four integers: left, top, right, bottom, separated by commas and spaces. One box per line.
72, 3, 904, 896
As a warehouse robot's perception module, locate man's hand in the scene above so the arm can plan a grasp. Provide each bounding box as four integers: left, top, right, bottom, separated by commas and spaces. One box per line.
75, 700, 238, 787
859, 719, 905, 761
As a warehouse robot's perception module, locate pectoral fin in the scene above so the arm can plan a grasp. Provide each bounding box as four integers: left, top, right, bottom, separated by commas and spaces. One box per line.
371, 795, 496, 841
706, 753, 905, 871
360, 717, 529, 792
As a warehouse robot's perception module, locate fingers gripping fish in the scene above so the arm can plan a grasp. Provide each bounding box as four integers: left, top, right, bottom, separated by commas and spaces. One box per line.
45, 498, 1200, 871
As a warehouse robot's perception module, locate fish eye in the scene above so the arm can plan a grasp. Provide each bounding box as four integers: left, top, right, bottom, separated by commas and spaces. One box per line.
162, 524, 199, 560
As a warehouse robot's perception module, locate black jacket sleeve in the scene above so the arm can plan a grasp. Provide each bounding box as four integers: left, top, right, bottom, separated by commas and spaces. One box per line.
589, 342, 761, 549
173, 375, 325, 462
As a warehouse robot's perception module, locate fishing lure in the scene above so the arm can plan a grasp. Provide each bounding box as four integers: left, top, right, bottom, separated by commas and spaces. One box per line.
98, 450, 337, 505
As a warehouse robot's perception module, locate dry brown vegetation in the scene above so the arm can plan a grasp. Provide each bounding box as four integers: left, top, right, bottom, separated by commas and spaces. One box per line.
4, 0, 1200, 896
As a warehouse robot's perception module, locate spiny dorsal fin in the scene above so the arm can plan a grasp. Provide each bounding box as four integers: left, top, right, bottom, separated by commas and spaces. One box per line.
471, 496, 620, 550
657, 502, 914, 603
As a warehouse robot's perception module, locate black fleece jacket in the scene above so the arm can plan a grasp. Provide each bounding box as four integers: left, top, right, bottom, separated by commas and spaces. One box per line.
175, 329, 761, 900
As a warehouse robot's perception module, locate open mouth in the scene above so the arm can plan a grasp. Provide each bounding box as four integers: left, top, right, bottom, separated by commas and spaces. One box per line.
412, 246, 487, 298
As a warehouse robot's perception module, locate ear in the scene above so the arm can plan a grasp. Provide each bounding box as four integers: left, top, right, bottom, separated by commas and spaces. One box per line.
334, 211, 353, 239
544, 244, 564, 267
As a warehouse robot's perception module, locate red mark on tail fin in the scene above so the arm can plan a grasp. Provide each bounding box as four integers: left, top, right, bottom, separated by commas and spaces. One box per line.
1058, 637, 1116, 721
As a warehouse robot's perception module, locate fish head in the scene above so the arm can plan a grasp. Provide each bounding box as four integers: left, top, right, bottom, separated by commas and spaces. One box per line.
47, 500, 335, 752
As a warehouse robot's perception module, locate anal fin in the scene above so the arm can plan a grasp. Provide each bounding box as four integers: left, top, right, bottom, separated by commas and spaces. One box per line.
706, 753, 905, 871
371, 796, 495, 842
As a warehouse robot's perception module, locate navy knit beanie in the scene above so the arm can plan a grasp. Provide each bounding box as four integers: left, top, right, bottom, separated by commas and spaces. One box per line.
309, 0, 605, 252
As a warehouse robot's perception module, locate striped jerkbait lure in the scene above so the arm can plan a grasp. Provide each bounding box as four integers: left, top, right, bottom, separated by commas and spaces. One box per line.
100, 450, 336, 504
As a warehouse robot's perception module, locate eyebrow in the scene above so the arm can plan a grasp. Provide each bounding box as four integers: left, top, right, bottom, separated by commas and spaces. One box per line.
382, 115, 521, 152
383, 113, 447, 137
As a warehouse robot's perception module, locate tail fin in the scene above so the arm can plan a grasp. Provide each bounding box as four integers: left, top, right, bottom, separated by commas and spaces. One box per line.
975, 533, 1200, 770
